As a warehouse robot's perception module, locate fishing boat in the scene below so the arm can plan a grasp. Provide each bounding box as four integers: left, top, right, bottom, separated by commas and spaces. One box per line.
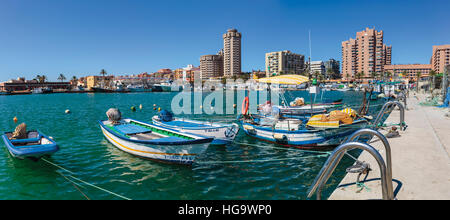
127, 85, 152, 93
100, 109, 213, 165
32, 87, 53, 94
152, 82, 182, 92
0, 90, 9, 95
240, 115, 370, 149
152, 110, 239, 145
2, 130, 59, 160
239, 74, 376, 149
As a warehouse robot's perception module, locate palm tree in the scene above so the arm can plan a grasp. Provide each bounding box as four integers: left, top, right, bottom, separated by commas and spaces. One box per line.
370, 71, 377, 82
58, 74, 66, 82
34, 75, 41, 83
429, 70, 437, 96
416, 71, 422, 92
100, 69, 107, 77
71, 76, 78, 85
37, 75, 47, 83
401, 70, 408, 80
356, 72, 364, 83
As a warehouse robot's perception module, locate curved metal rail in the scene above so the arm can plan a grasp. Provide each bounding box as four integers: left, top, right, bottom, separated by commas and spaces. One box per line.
307, 141, 394, 200
374, 101, 406, 131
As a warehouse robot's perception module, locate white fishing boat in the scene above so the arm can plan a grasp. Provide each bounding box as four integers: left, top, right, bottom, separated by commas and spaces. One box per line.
152, 110, 239, 145
100, 109, 213, 165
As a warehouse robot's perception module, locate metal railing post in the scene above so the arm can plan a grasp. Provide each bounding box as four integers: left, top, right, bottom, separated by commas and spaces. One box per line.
346, 128, 393, 199
374, 101, 406, 131
307, 141, 394, 200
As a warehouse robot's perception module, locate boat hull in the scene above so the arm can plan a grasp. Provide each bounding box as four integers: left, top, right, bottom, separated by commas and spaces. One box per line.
241, 120, 370, 149
2, 131, 59, 160
100, 123, 210, 165
152, 117, 239, 145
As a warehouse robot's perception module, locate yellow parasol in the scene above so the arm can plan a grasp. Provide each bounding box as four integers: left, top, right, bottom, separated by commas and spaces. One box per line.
256, 74, 309, 85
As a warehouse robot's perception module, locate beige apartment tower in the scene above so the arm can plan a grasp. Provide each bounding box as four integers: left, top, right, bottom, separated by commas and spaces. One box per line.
342, 27, 392, 80
223, 29, 242, 77
265, 50, 305, 77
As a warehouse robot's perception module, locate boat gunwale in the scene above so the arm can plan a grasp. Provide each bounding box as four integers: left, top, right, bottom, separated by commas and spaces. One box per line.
152, 116, 237, 130
242, 119, 369, 134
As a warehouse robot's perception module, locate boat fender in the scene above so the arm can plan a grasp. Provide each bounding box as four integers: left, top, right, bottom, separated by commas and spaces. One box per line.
243, 125, 256, 135
242, 96, 249, 115
273, 133, 288, 143
224, 125, 238, 138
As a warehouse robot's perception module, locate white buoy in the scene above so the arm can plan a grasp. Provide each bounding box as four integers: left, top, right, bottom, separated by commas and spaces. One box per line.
65, 109, 71, 114
139, 104, 143, 110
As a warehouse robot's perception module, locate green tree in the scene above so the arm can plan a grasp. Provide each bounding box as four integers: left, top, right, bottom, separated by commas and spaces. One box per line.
386, 71, 392, 81
36, 75, 47, 83
429, 70, 437, 96
58, 74, 66, 82
100, 69, 107, 77
416, 71, 422, 92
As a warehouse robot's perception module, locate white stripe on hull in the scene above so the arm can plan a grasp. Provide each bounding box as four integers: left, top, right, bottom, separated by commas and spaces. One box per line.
101, 127, 209, 164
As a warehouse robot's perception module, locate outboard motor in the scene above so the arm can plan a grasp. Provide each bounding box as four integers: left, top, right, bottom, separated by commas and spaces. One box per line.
107, 108, 122, 125
159, 110, 174, 122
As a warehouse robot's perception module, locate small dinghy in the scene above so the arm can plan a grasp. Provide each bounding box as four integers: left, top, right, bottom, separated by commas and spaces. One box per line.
100, 108, 213, 165
2, 123, 59, 160
152, 110, 239, 145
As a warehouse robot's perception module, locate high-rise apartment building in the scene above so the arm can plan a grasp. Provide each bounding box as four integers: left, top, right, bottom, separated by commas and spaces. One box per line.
324, 58, 341, 79
341, 27, 392, 80
431, 45, 450, 73
223, 29, 242, 77
265, 50, 305, 77
200, 54, 224, 79
309, 61, 326, 77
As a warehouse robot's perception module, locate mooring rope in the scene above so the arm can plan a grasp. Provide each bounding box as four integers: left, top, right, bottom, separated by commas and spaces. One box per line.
57, 171, 91, 200
41, 158, 132, 200
233, 141, 332, 155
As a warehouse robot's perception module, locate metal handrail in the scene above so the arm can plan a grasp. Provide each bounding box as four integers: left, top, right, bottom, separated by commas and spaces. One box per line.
346, 128, 393, 198
374, 101, 405, 131
307, 141, 393, 200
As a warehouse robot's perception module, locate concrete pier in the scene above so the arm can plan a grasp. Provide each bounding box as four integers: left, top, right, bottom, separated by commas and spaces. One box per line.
328, 94, 450, 200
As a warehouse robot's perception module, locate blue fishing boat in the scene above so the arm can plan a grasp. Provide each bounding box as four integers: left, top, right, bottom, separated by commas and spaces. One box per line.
240, 118, 370, 149
100, 109, 213, 165
152, 110, 239, 145
2, 130, 59, 159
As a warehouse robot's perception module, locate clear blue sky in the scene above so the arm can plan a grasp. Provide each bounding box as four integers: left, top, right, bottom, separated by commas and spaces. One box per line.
0, 0, 449, 81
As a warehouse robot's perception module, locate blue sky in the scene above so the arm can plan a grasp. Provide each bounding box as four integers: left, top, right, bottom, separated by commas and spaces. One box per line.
0, 0, 449, 81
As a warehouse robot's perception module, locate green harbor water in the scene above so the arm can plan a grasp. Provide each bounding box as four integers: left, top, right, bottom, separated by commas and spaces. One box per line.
0, 91, 386, 200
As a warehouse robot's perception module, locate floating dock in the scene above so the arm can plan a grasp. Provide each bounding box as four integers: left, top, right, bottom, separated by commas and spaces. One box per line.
328, 94, 450, 200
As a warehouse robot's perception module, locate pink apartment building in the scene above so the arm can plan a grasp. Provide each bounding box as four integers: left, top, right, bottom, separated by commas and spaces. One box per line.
431, 45, 450, 73
342, 27, 392, 80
